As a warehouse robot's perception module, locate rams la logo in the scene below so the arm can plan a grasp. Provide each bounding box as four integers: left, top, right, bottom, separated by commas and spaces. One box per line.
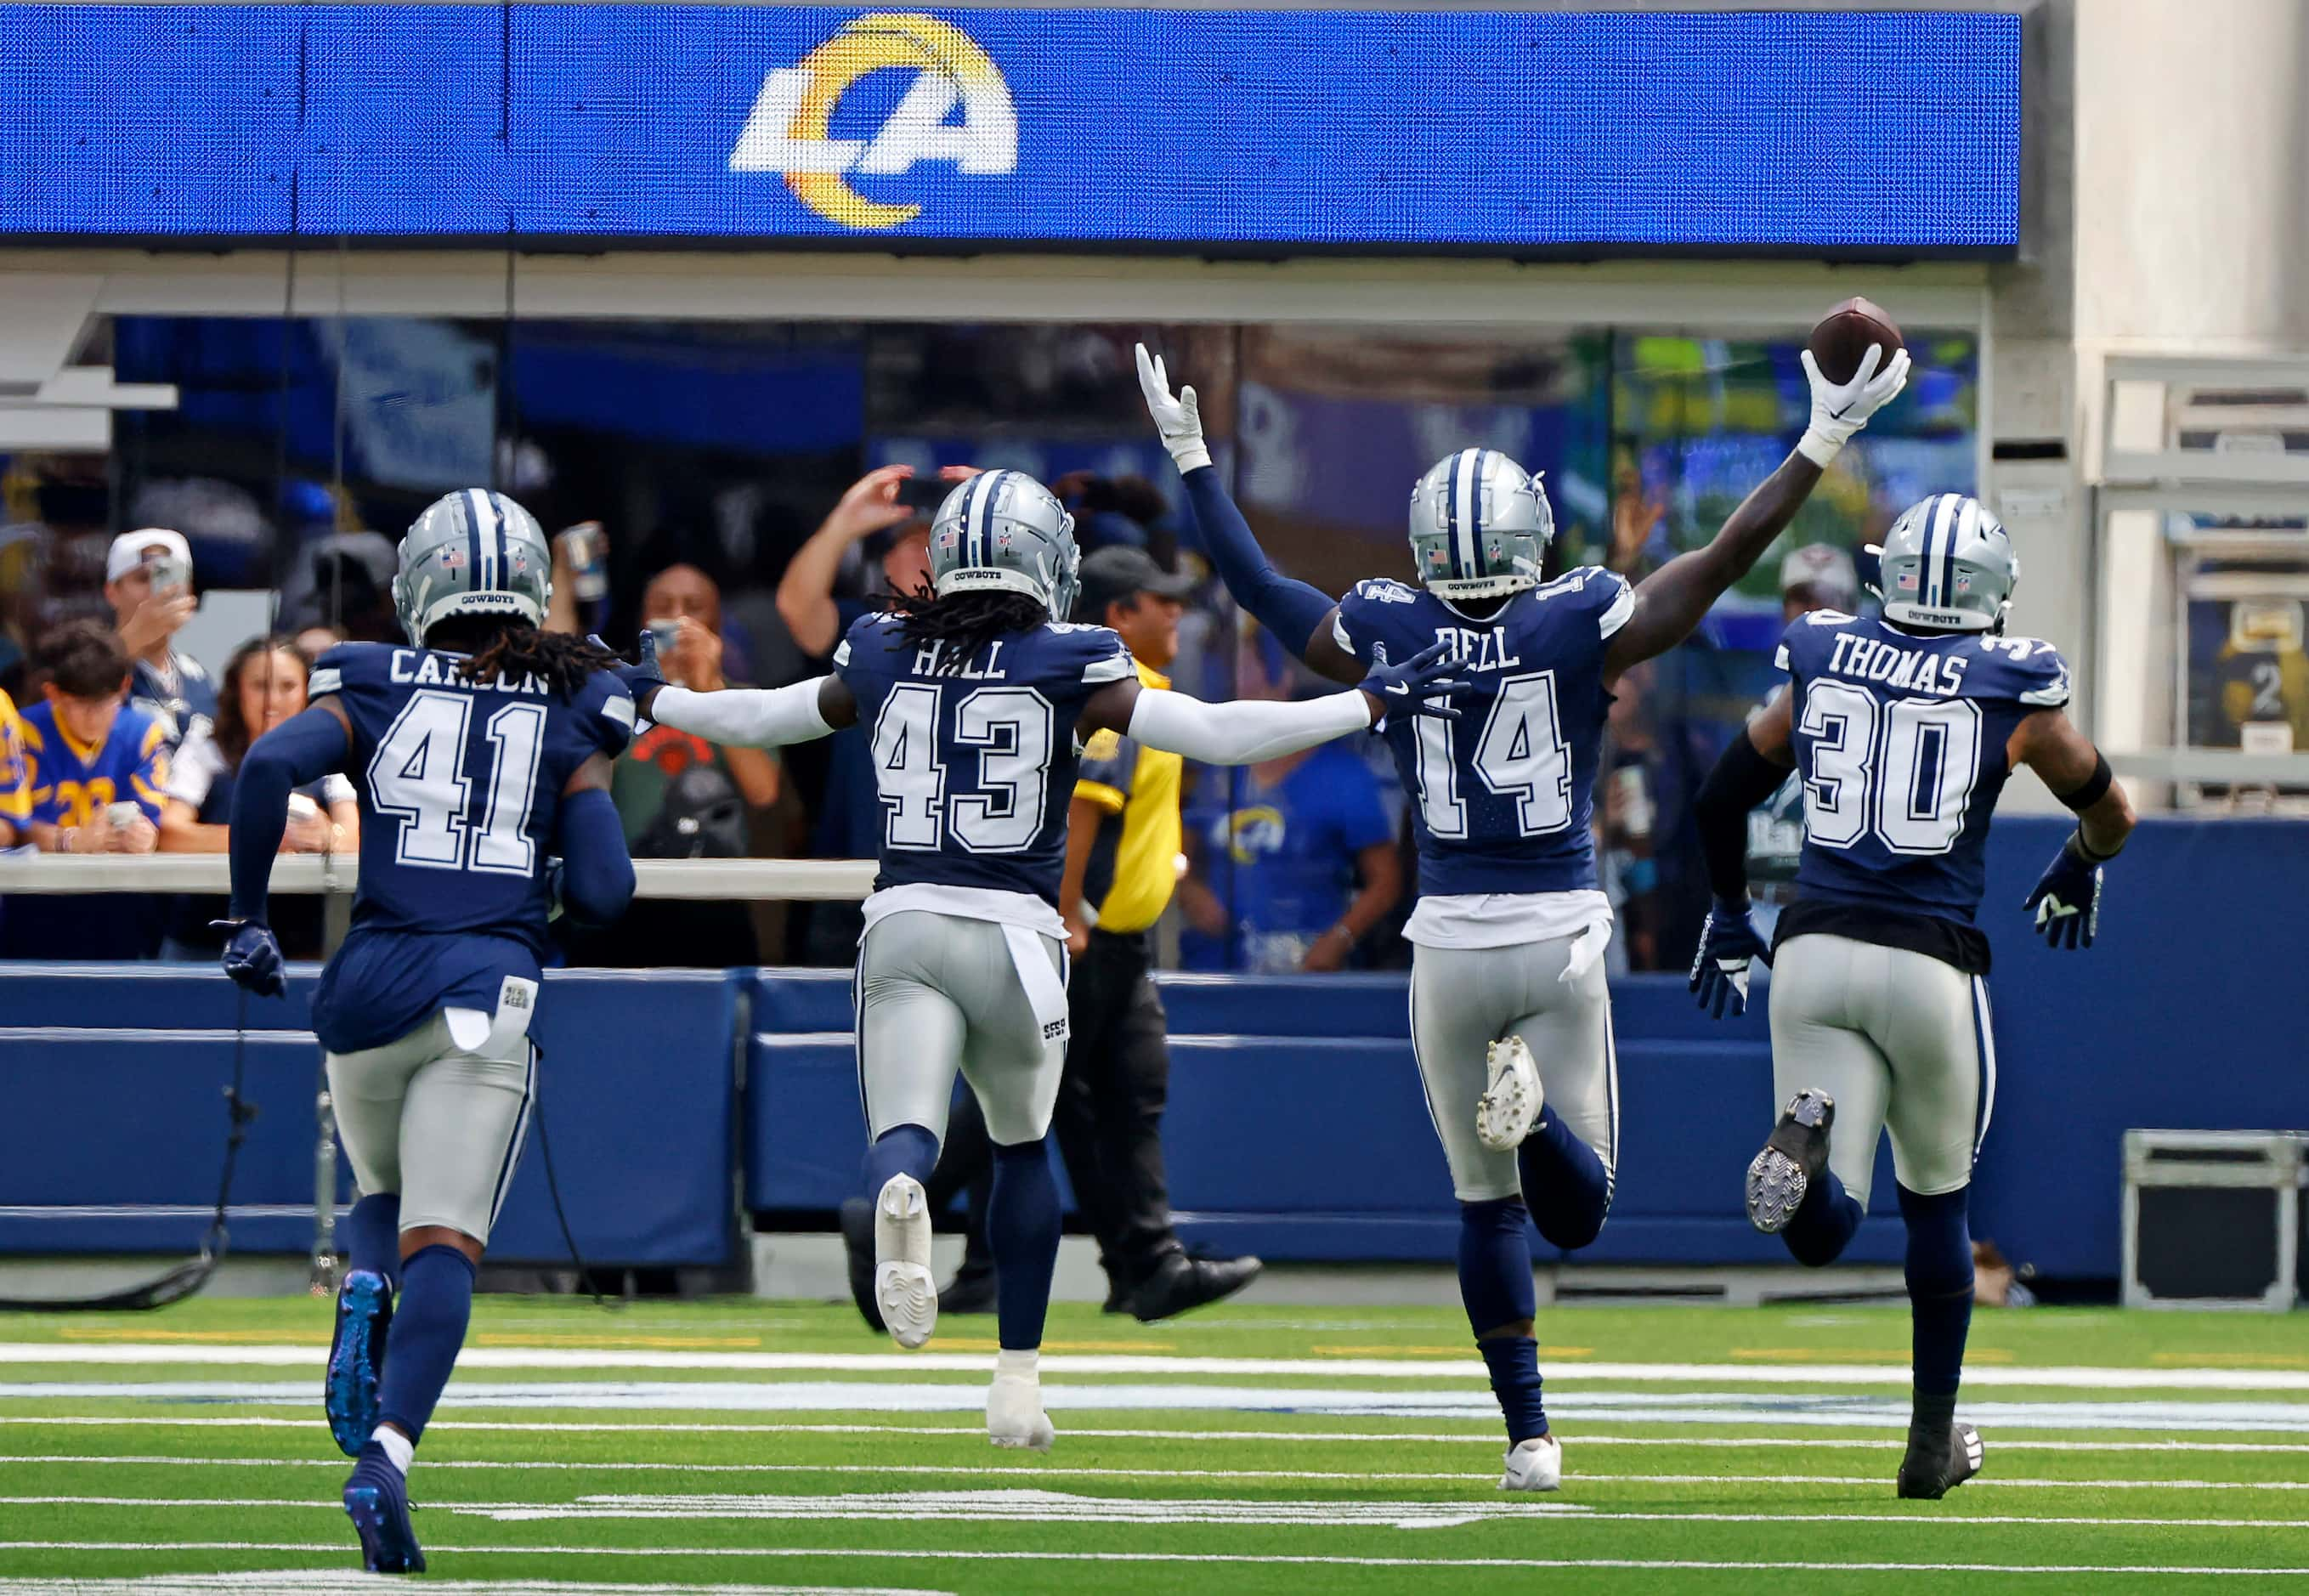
728, 14, 1016, 230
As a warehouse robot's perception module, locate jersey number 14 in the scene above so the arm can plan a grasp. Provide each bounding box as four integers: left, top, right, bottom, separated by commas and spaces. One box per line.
1413, 671, 1574, 839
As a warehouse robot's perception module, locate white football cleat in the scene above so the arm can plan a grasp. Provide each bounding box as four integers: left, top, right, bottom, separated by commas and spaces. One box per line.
872, 1173, 937, 1350
988, 1372, 1055, 1452
1476, 1036, 1543, 1152
1499, 1434, 1562, 1492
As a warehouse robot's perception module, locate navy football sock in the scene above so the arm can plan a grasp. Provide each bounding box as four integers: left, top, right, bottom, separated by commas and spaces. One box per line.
374, 1244, 475, 1446
1457, 1198, 1547, 1443
988, 1139, 1061, 1352
1898, 1183, 1976, 1398
1457, 1197, 1537, 1333
345, 1194, 403, 1290
1781, 1165, 1865, 1268
1517, 1105, 1612, 1251
1479, 1335, 1549, 1445
861, 1123, 941, 1200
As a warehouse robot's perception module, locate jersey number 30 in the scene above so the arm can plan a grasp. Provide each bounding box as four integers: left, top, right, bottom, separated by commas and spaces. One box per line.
873, 683, 1053, 853
368, 689, 546, 874
1799, 682, 1983, 855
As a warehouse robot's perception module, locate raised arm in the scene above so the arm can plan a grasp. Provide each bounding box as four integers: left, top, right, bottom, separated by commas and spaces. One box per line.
1136, 344, 1362, 686
777, 466, 918, 657
2011, 706, 2136, 949
1604, 346, 1910, 681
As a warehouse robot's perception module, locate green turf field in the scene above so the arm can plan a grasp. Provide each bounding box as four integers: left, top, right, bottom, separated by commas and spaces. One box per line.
2, 1294, 2305, 1591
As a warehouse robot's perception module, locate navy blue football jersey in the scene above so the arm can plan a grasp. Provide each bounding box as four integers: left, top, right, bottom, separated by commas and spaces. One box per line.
1332, 569, 1634, 897
306, 642, 636, 1052
1779, 610, 2071, 924
835, 612, 1135, 907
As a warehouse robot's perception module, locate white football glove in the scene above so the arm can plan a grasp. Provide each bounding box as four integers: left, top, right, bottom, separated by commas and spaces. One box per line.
1135, 342, 1213, 475
1797, 342, 1911, 467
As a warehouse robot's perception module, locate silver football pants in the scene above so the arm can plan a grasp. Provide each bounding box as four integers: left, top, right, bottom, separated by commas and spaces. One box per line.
1407, 935, 1619, 1203
326, 1007, 536, 1246
1767, 932, 1995, 1203
855, 910, 1070, 1149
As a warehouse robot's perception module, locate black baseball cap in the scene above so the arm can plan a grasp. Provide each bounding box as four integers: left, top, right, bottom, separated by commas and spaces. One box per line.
1074, 546, 1195, 622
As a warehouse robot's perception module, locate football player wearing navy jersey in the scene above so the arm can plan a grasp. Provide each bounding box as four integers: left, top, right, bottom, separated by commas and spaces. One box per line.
1691, 492, 2135, 1499
218, 490, 638, 1573
631, 468, 1465, 1450
1137, 337, 1910, 1491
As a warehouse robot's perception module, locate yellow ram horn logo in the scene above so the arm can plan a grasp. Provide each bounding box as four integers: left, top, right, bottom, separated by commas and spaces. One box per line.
729, 14, 1017, 231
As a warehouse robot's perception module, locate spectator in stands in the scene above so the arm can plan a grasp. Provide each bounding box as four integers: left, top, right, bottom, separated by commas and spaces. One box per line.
0, 685, 27, 847
568, 563, 778, 966
1176, 626, 1401, 972
294, 623, 347, 664
0, 621, 167, 959
105, 529, 217, 750
157, 637, 358, 960
776, 464, 948, 962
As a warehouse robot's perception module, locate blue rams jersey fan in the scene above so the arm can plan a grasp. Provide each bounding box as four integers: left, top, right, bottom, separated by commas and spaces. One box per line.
1331, 567, 1633, 898
833, 608, 1135, 908
304, 640, 635, 1050
1777, 609, 2069, 928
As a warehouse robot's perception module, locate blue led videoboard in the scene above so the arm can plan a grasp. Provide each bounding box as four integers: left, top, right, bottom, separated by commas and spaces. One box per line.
0, 5, 2021, 252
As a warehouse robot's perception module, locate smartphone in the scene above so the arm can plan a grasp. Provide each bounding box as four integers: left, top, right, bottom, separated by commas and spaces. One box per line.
147, 554, 191, 597
105, 801, 141, 830
895, 476, 952, 513
645, 619, 682, 660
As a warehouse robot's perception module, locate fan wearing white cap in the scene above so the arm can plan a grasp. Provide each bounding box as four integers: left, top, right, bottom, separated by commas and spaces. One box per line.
105, 528, 216, 750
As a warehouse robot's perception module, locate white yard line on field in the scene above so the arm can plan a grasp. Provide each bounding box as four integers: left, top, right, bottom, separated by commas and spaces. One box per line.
8, 1343, 2309, 1391
7, 1381, 2308, 1433
8, 1457, 2309, 1491
1, 1542, 2306, 1576
5, 1497, 2307, 1533
8, 1416, 2309, 1452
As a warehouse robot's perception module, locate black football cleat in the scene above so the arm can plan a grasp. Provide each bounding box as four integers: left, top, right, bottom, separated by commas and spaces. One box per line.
1898, 1420, 1984, 1500
325, 1269, 393, 1458
342, 1441, 425, 1573
937, 1256, 998, 1316
1128, 1250, 1262, 1323
1746, 1089, 1836, 1235
837, 1197, 886, 1334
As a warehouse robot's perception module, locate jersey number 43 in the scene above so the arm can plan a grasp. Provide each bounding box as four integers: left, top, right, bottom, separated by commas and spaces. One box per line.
874, 682, 1055, 854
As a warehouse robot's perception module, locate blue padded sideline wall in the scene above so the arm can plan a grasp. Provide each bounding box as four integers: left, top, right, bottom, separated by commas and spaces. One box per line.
0, 965, 739, 1266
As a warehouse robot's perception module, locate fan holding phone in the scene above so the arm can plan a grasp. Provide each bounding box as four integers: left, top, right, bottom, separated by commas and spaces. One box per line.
104, 529, 217, 750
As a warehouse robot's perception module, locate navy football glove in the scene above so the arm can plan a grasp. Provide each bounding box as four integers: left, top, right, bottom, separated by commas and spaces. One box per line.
591, 630, 665, 714
1689, 900, 1771, 1019
2023, 832, 2104, 950
214, 920, 286, 998
1359, 640, 1476, 720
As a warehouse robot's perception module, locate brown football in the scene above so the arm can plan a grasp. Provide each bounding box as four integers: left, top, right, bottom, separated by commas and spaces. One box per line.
1808, 297, 1904, 385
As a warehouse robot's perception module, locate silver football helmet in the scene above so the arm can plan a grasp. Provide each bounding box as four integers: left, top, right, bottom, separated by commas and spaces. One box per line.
393, 489, 553, 645
1407, 449, 1556, 602
929, 470, 1080, 617
1871, 492, 2016, 634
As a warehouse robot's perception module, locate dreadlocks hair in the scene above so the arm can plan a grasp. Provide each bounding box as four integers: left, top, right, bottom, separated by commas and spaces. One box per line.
425, 616, 621, 699
888, 586, 1051, 671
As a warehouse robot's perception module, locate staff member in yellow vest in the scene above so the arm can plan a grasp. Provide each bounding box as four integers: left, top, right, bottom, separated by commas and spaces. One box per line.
1054, 547, 1263, 1321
